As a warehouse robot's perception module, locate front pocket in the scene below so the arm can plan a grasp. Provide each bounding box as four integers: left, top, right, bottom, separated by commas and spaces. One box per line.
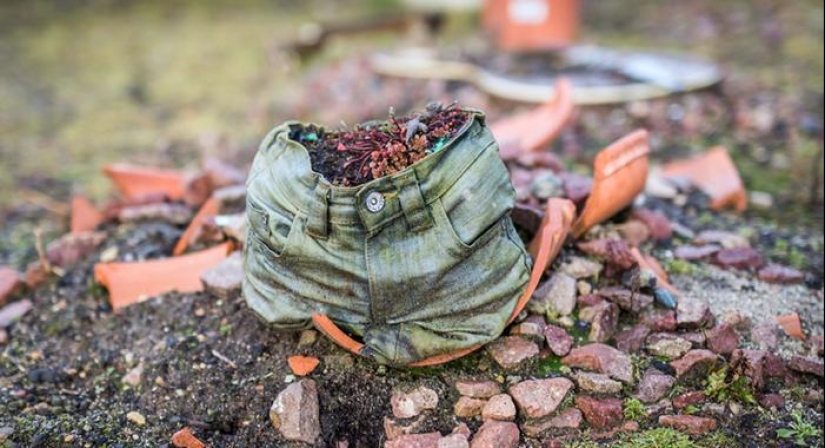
247, 200, 297, 258
434, 197, 507, 257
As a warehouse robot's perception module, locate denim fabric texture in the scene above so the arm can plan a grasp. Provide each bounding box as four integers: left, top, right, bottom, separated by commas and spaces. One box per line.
243, 113, 532, 365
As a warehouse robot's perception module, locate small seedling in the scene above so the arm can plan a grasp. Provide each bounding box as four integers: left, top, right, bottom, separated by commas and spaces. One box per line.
704, 366, 757, 405
623, 397, 647, 422
777, 409, 822, 447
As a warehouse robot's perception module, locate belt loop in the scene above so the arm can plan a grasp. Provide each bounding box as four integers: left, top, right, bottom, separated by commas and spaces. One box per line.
306, 181, 330, 240
393, 171, 433, 232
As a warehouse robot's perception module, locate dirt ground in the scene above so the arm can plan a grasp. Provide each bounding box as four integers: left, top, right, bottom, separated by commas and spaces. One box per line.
0, 1, 823, 447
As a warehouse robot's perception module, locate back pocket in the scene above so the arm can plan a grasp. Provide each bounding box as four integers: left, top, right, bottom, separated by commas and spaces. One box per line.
247, 200, 296, 258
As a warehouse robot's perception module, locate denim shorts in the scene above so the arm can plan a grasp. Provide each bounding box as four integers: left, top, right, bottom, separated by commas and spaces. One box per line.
243, 113, 532, 365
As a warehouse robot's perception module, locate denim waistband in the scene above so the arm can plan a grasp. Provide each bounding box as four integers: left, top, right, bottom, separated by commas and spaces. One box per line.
257, 113, 498, 236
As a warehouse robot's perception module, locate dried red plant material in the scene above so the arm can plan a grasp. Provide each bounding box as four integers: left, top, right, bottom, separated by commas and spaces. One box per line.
296, 103, 472, 186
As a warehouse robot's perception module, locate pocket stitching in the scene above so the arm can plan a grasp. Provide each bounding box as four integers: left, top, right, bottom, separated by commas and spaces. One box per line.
436, 198, 507, 257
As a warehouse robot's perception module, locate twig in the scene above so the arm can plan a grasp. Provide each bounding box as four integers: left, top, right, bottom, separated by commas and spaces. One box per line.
33, 228, 52, 272
211, 349, 238, 369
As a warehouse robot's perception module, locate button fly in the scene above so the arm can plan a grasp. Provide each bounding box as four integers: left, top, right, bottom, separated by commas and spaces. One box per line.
365, 191, 386, 213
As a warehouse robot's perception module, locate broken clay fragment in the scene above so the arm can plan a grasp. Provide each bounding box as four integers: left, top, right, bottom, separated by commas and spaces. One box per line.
94, 242, 233, 311
103, 164, 187, 201
491, 79, 575, 160
170, 427, 206, 448
173, 197, 220, 256
574, 130, 650, 238
288, 356, 320, 377
775, 313, 806, 340
70, 195, 104, 234
662, 146, 748, 212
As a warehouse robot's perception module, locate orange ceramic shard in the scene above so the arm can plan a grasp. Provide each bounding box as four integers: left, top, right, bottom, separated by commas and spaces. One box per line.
662, 147, 748, 212
510, 198, 577, 323
173, 197, 220, 256
311, 314, 365, 356
103, 164, 187, 201
171, 427, 207, 448
630, 247, 679, 296
573, 130, 651, 238
287, 356, 321, 377
70, 195, 104, 234
491, 0, 581, 51
95, 242, 232, 311
775, 313, 806, 340
491, 78, 576, 160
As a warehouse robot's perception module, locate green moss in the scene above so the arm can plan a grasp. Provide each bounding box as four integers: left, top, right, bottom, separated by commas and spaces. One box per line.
616, 428, 697, 448
623, 397, 647, 422
664, 259, 697, 276
534, 355, 566, 377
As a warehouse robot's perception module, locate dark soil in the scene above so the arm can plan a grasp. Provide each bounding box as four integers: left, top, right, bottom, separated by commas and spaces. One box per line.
294, 104, 471, 186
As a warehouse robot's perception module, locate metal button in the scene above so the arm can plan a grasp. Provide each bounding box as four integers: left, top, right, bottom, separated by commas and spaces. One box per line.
365, 191, 385, 213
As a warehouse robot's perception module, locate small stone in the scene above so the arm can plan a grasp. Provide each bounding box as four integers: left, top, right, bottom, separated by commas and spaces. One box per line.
707, 324, 740, 355
635, 371, 676, 404
672, 391, 707, 410
392, 386, 439, 419
386, 433, 442, 448
788, 356, 824, 378
200, 252, 243, 300
0, 299, 34, 328
0, 267, 21, 305
171, 427, 207, 448
617, 221, 651, 247
439, 434, 470, 448
384, 416, 424, 441
671, 350, 720, 380
481, 394, 516, 421
121, 364, 144, 388
531, 172, 564, 200
270, 379, 321, 444
674, 245, 721, 261
646, 335, 692, 360
583, 302, 620, 343
126, 411, 146, 426
577, 281, 593, 296
630, 209, 673, 241
614, 325, 651, 353
487, 337, 539, 370
455, 381, 501, 399
529, 273, 578, 317
758, 265, 805, 284
695, 231, 749, 249
758, 394, 786, 410
598, 287, 653, 313
576, 396, 623, 429
45, 231, 107, 267
730, 350, 770, 389
298, 330, 318, 347
658, 415, 717, 435
469, 420, 519, 448
578, 239, 636, 270
509, 378, 574, 419
713, 248, 766, 270
641, 309, 678, 332
454, 396, 487, 418
721, 311, 750, 331
562, 343, 634, 384
560, 257, 604, 280
560, 173, 593, 205
574, 372, 623, 394
543, 325, 573, 357
751, 321, 781, 349
521, 409, 583, 436
509, 322, 544, 338
677, 296, 713, 329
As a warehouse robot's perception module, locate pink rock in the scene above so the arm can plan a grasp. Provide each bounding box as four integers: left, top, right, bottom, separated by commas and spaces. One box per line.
758, 393, 786, 410
487, 337, 540, 370
659, 415, 717, 435
392, 387, 439, 419
646, 334, 692, 360
695, 231, 749, 249
751, 320, 781, 350
560, 173, 593, 206
730, 349, 769, 390
560, 257, 604, 280
577, 294, 605, 308
707, 324, 740, 356
529, 273, 578, 317
454, 397, 486, 418
640, 309, 678, 332
577, 239, 635, 270
0, 267, 21, 306
758, 265, 805, 284
46, 231, 107, 267
676, 296, 714, 329
581, 302, 620, 343
713, 247, 766, 270
269, 380, 320, 444
670, 350, 720, 380
672, 391, 707, 410
455, 381, 501, 399
674, 245, 721, 261
630, 209, 673, 241
509, 378, 574, 419
481, 394, 516, 422
509, 321, 544, 338
544, 325, 573, 357
618, 221, 651, 247
470, 421, 519, 448
614, 325, 651, 353
563, 343, 634, 384
574, 372, 623, 394
384, 417, 424, 441
385, 433, 442, 448
789, 356, 824, 378
438, 433, 470, 448
576, 396, 623, 429
0, 299, 34, 328
598, 287, 652, 313
520, 409, 583, 436
200, 252, 243, 300
636, 371, 676, 403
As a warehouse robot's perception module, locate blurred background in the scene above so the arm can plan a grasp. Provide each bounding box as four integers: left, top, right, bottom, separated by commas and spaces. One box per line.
0, 0, 823, 250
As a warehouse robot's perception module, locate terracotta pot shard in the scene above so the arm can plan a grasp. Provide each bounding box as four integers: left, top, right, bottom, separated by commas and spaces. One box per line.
173, 197, 220, 256
775, 313, 806, 340
491, 78, 576, 160
70, 195, 104, 234
95, 242, 233, 311
103, 164, 187, 201
573, 130, 651, 238
662, 147, 748, 212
